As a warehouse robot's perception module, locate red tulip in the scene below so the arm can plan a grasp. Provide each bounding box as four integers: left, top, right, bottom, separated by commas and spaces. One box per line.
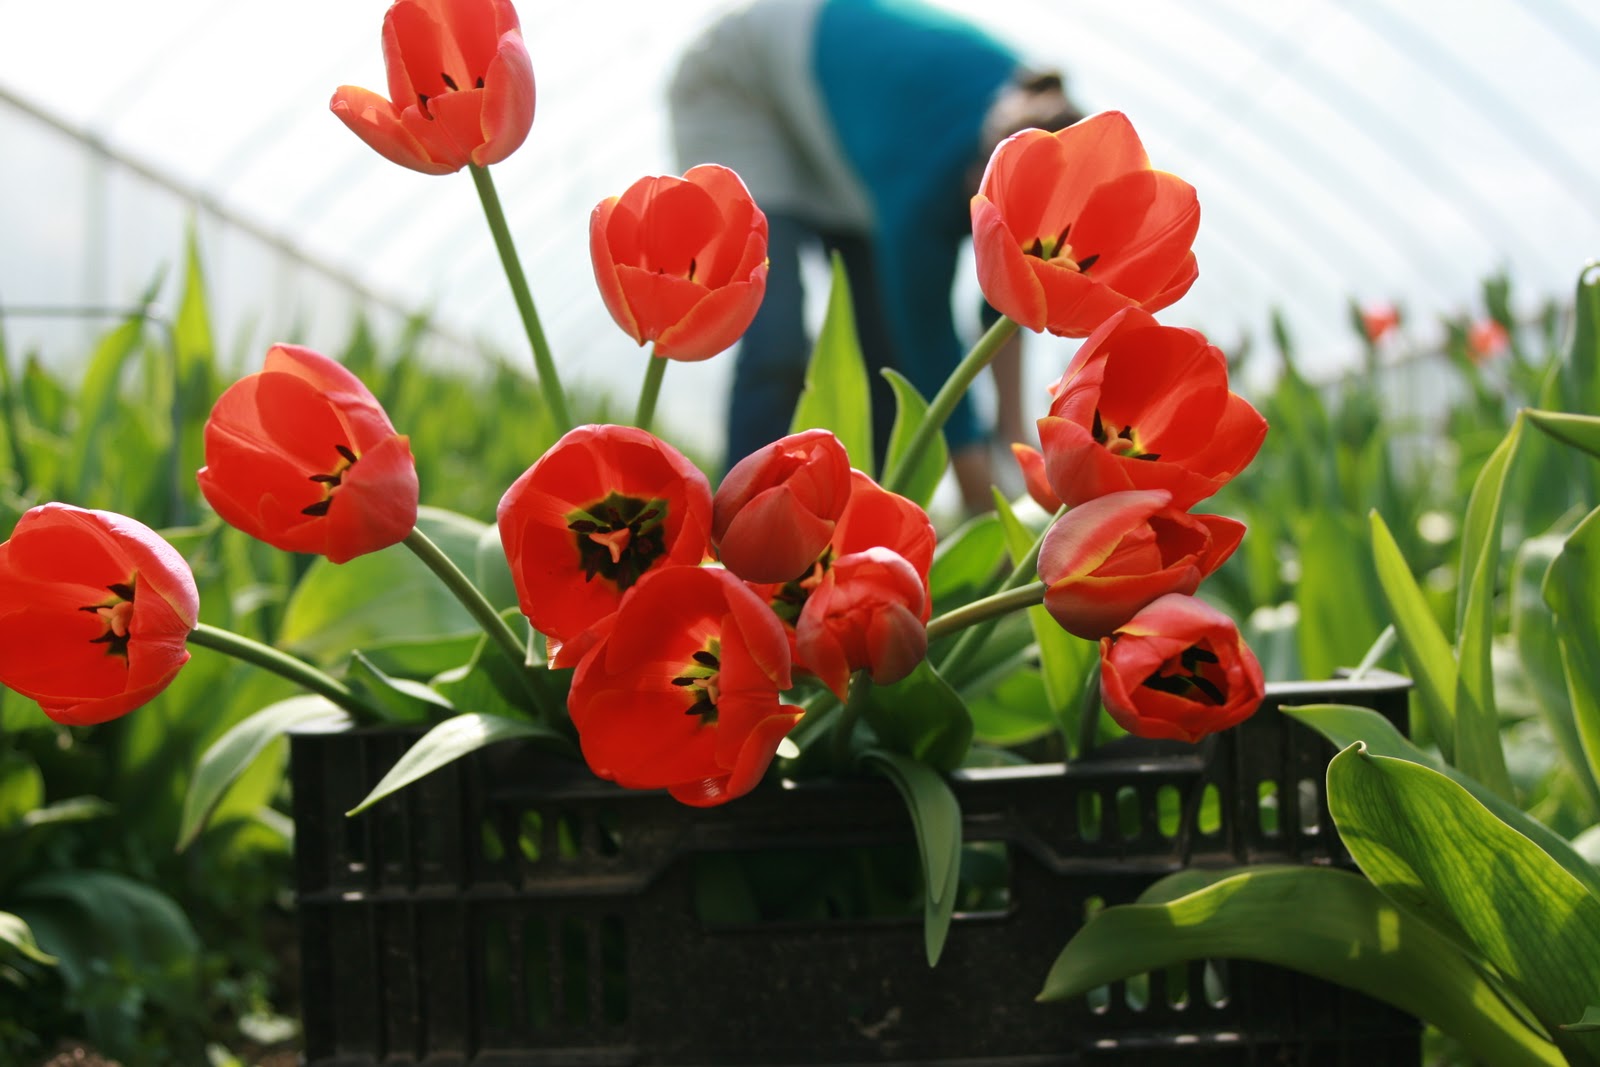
198, 345, 419, 564
796, 546, 928, 699
1039, 490, 1243, 640
1469, 319, 1509, 363
971, 111, 1199, 338
331, 0, 535, 175
1011, 443, 1063, 513
713, 430, 852, 584
590, 164, 769, 361
0, 504, 198, 726
830, 471, 936, 597
1099, 593, 1264, 743
1037, 308, 1266, 510
1361, 303, 1400, 344
568, 565, 797, 807
497, 424, 713, 666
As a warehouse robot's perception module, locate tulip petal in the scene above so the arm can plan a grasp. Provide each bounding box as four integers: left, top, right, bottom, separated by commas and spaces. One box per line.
330, 87, 458, 176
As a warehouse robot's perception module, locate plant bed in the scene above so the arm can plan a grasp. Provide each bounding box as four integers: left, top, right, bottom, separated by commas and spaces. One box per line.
290, 671, 1418, 1066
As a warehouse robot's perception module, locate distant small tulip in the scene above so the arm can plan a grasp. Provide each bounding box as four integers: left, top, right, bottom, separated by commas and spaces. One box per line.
0, 504, 198, 725
331, 0, 536, 175
198, 345, 419, 564
1468, 319, 1510, 363
1361, 303, 1400, 344
1099, 593, 1264, 743
972, 111, 1199, 338
713, 430, 851, 584
591, 164, 769, 361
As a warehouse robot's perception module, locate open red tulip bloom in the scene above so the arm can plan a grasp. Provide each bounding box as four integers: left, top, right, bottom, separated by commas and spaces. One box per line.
713, 429, 851, 584
591, 164, 769, 362
331, 0, 535, 175
1039, 489, 1243, 640
199, 345, 419, 565
1038, 308, 1267, 510
0, 504, 199, 726
497, 424, 713, 666
1099, 593, 1264, 743
971, 111, 1199, 338
568, 565, 798, 808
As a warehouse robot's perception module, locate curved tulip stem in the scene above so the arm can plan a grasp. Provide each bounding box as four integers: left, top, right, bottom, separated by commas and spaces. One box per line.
635, 349, 668, 433
1075, 661, 1105, 758
925, 581, 1046, 645
935, 512, 1057, 679
883, 315, 1020, 496
402, 527, 530, 674
469, 164, 572, 433
186, 623, 376, 719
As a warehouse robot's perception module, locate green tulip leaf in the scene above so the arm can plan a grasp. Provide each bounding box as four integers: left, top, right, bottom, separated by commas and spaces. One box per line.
790, 253, 873, 474
0, 910, 55, 965
346, 712, 567, 816
1292, 511, 1386, 682
1567, 1007, 1600, 1034
347, 650, 456, 723
1561, 263, 1600, 416
1327, 743, 1600, 1065
927, 513, 1006, 603
860, 659, 973, 772
993, 492, 1091, 730
278, 506, 487, 663
1283, 703, 1600, 899
474, 521, 522, 613
1038, 865, 1558, 1067
1369, 509, 1456, 759
859, 748, 962, 966
177, 695, 351, 852
1543, 504, 1600, 814
1525, 410, 1600, 464
1451, 418, 1521, 798
881, 368, 946, 510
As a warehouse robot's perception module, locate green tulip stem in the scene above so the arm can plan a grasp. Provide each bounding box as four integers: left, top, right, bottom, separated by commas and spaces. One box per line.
402, 527, 530, 673
1074, 661, 1105, 758
635, 349, 668, 433
925, 581, 1046, 644
935, 512, 1057, 679
831, 671, 874, 769
469, 164, 572, 433
883, 314, 1020, 496
186, 623, 375, 719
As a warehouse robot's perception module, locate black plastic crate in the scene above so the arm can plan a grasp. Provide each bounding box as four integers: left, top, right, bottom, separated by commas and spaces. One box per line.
290, 672, 1419, 1065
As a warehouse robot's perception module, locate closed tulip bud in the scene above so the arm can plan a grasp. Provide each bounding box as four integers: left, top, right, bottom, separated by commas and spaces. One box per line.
714, 430, 852, 584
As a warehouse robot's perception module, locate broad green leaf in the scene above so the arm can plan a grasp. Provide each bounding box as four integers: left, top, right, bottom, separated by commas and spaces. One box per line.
1452, 418, 1521, 798
1284, 703, 1600, 900
994, 492, 1090, 727
171, 226, 219, 511
347, 651, 455, 723
0, 319, 31, 487
474, 521, 521, 613
1328, 744, 1600, 1065
790, 253, 873, 473
1370, 510, 1456, 759
1569, 1007, 1600, 1033
177, 695, 351, 851
927, 514, 1006, 604
964, 666, 1056, 747
0, 910, 55, 965
1545, 504, 1600, 811
347, 712, 565, 815
68, 316, 147, 501
860, 660, 973, 772
1527, 409, 1600, 462
1038, 865, 1558, 1067
859, 748, 962, 966
881, 369, 946, 509
431, 624, 565, 724
0, 750, 44, 831
278, 506, 487, 663
1514, 523, 1600, 820
1562, 262, 1600, 417
19, 797, 114, 831
14, 868, 200, 973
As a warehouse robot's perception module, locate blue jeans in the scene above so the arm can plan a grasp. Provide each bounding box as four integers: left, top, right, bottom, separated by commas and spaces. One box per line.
724, 213, 900, 475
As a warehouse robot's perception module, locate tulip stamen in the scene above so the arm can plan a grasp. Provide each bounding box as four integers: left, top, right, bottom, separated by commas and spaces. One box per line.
79, 578, 138, 659
1092, 411, 1161, 462
1026, 223, 1091, 272
1143, 643, 1227, 705
303, 444, 360, 517
441, 73, 459, 91
673, 642, 723, 722
417, 93, 432, 118
567, 493, 671, 590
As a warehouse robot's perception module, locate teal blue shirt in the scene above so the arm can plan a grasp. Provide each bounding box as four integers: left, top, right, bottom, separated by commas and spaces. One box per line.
814, 0, 1017, 449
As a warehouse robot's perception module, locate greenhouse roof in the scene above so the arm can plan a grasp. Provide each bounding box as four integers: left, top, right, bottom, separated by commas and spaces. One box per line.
3, 0, 1598, 457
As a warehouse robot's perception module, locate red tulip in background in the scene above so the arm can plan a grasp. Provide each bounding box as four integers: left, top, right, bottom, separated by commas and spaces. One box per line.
1099, 593, 1264, 743
1469, 319, 1510, 362
1038, 489, 1243, 640
198, 345, 419, 564
0, 504, 199, 726
1037, 307, 1267, 510
796, 547, 928, 700
591, 164, 770, 361
331, 0, 536, 175
568, 565, 798, 808
971, 111, 1199, 338
1011, 443, 1063, 513
1361, 303, 1401, 344
497, 424, 712, 666
713, 429, 851, 584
